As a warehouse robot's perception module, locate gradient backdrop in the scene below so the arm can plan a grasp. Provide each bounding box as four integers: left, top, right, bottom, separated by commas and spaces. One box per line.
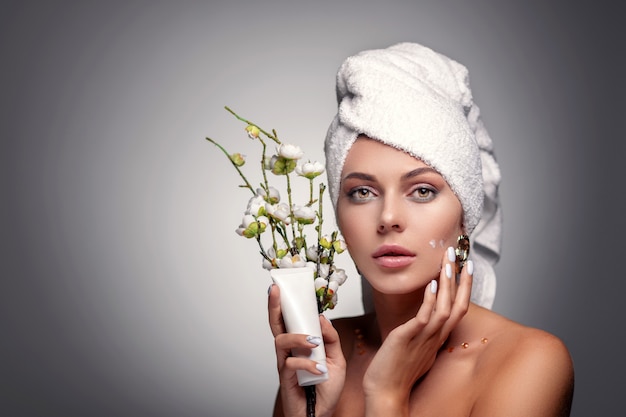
1, 1, 623, 416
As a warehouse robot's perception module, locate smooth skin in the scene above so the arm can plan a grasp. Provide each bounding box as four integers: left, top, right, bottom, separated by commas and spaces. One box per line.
269, 137, 574, 416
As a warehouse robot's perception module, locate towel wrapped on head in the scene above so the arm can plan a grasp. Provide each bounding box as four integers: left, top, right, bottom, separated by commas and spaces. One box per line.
324, 42, 502, 309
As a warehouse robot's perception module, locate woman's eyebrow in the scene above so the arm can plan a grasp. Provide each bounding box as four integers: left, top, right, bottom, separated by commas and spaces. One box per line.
402, 167, 439, 180
342, 172, 376, 182
343, 168, 439, 183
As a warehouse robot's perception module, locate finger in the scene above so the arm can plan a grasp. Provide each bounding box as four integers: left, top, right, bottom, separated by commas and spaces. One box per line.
279, 356, 329, 380
433, 246, 456, 320
442, 259, 474, 335
268, 284, 286, 337
319, 315, 346, 366
411, 279, 438, 329
275, 332, 322, 364
320, 314, 339, 344
453, 259, 473, 315
447, 245, 459, 303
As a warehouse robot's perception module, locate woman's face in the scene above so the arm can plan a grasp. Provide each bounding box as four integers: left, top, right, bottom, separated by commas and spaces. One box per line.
336, 137, 464, 295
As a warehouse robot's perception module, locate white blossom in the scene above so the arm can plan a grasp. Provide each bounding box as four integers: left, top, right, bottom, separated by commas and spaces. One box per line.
277, 143, 304, 160
317, 263, 330, 278
314, 277, 328, 290
256, 187, 280, 204
314, 277, 338, 294
267, 242, 289, 260
262, 258, 274, 270
306, 245, 319, 262
293, 205, 316, 225
267, 155, 279, 171
278, 254, 307, 268
235, 214, 268, 238
245, 195, 266, 216
265, 202, 291, 225
296, 160, 325, 179
329, 268, 348, 285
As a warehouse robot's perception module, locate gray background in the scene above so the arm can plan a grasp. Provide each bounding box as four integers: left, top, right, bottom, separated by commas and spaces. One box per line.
1, 0, 623, 416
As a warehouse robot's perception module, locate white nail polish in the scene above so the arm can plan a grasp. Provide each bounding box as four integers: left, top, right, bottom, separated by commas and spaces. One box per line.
445, 263, 452, 279
316, 363, 328, 373
466, 260, 474, 276
447, 246, 456, 262
430, 279, 438, 293
306, 335, 322, 346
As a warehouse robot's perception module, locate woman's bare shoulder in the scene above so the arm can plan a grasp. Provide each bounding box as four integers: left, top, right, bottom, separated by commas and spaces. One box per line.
473, 305, 572, 366
471, 306, 574, 416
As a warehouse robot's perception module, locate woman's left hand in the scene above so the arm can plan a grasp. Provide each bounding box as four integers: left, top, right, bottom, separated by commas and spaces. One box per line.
362, 247, 474, 415
268, 285, 347, 417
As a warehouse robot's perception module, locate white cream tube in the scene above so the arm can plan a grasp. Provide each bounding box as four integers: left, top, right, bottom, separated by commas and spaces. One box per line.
270, 266, 328, 386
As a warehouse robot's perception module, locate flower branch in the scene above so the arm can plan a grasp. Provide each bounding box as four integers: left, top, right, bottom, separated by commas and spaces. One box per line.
206, 106, 348, 312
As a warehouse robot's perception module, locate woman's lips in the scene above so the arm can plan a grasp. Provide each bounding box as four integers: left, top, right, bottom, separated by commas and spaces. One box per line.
372, 245, 416, 268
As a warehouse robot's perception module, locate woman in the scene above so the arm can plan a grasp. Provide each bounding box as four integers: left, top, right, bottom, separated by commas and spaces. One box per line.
268, 42, 574, 417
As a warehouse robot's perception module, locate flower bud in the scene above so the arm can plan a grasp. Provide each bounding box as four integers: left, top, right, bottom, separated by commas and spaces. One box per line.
320, 235, 332, 250
293, 236, 306, 251
229, 153, 246, 166
245, 124, 260, 139
332, 239, 347, 254
271, 156, 297, 175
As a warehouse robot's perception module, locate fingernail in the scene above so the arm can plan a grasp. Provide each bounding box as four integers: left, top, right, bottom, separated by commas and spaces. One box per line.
447, 246, 456, 262
445, 263, 452, 279
306, 335, 322, 346
267, 284, 274, 295
430, 279, 438, 293
466, 260, 474, 276
316, 363, 328, 373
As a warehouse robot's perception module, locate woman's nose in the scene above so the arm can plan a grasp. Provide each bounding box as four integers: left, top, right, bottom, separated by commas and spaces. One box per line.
377, 196, 406, 233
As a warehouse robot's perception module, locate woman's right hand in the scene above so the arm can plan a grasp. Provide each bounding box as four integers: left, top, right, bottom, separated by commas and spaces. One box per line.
268, 284, 347, 417
361, 247, 473, 416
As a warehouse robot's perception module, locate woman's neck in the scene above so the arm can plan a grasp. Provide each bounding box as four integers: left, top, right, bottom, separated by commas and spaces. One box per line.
371, 288, 426, 342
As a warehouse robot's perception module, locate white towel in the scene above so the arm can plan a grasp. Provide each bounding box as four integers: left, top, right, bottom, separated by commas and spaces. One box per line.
324, 42, 502, 309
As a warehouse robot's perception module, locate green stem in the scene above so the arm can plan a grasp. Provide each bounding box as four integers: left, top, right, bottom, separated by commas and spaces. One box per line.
308, 179, 314, 206
259, 139, 271, 195
317, 183, 326, 245
225, 106, 280, 144
275, 221, 291, 250
315, 184, 325, 308
286, 173, 297, 254
256, 233, 271, 263
205, 137, 255, 194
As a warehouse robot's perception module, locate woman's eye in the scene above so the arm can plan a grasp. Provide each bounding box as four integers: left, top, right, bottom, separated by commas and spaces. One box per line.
348, 187, 375, 201
412, 186, 436, 201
